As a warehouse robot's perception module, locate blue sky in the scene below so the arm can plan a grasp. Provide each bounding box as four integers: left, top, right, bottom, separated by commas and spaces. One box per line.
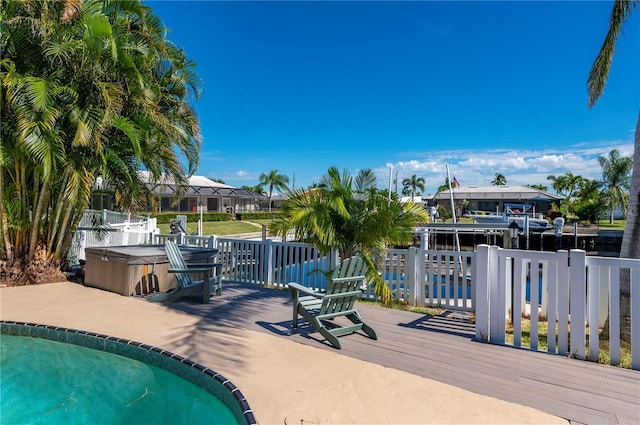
148, 0, 638, 195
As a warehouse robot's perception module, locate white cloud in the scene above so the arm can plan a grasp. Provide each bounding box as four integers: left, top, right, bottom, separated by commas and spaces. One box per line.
382, 141, 634, 195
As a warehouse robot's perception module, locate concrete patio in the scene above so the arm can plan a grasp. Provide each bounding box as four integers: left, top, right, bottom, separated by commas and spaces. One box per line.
1, 280, 637, 424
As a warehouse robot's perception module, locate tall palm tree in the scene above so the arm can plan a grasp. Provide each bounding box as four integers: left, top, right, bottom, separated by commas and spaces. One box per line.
1, 0, 202, 282
492, 173, 507, 186
587, 0, 638, 343
259, 169, 289, 212
270, 166, 429, 306
598, 149, 633, 223
402, 174, 426, 201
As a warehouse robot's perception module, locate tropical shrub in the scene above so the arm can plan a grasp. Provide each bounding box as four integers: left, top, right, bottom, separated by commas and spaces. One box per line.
270, 167, 429, 306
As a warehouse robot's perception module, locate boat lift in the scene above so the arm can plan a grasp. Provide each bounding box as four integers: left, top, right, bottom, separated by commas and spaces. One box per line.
416, 222, 524, 250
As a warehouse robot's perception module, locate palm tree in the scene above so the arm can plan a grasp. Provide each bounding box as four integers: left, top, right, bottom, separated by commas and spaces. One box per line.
574, 178, 604, 224
587, 0, 638, 343
598, 149, 632, 223
492, 173, 507, 186
402, 174, 426, 201
259, 169, 290, 212
270, 166, 429, 306
527, 184, 549, 192
1, 0, 202, 282
546, 172, 584, 216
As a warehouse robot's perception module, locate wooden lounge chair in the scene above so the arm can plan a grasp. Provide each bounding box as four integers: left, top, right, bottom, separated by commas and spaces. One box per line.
150, 240, 222, 303
288, 256, 377, 349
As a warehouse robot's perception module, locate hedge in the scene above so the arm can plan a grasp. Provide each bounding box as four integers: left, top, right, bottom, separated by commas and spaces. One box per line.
152, 212, 233, 224
235, 212, 284, 221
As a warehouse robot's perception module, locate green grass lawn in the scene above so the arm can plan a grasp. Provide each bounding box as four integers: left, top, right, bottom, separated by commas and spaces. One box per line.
157, 220, 263, 236
157, 219, 276, 236
596, 219, 626, 230
505, 318, 632, 368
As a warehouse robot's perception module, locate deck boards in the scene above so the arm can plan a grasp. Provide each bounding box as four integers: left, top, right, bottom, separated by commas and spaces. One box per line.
161, 281, 639, 425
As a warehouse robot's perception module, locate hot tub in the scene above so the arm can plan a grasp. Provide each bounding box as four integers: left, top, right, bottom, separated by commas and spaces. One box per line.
84, 244, 218, 296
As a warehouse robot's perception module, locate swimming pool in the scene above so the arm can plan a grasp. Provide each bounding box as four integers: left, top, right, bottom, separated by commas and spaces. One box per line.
0, 321, 256, 425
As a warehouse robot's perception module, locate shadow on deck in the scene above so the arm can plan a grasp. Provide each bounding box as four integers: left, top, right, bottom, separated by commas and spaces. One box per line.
161, 281, 639, 425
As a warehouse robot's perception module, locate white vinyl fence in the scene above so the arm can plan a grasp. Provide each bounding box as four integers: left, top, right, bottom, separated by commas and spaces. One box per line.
474, 244, 640, 370
213, 237, 338, 288
69, 211, 156, 264
361, 247, 476, 311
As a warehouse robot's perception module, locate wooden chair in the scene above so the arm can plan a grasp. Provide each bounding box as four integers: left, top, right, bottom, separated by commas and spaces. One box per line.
150, 240, 222, 303
288, 256, 377, 349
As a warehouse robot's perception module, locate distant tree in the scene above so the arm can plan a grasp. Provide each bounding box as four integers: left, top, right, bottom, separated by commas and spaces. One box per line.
528, 184, 549, 192
241, 184, 264, 194
211, 178, 226, 184
259, 170, 290, 212
547, 173, 584, 215
491, 173, 507, 186
574, 179, 604, 224
437, 178, 453, 193
402, 174, 426, 201
598, 149, 632, 223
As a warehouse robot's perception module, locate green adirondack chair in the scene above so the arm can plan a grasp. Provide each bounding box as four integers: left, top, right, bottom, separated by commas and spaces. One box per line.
150, 240, 222, 303
288, 256, 377, 349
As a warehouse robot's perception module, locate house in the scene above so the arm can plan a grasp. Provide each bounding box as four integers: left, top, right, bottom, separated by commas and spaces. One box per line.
143, 172, 266, 213
91, 172, 266, 213
431, 185, 563, 216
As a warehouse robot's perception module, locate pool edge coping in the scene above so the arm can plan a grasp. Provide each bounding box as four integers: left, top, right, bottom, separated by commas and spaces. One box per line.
1, 320, 257, 425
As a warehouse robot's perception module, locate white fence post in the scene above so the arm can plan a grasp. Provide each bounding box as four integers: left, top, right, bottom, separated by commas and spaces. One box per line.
569, 249, 587, 360
557, 250, 570, 356
406, 247, 418, 305
475, 245, 490, 341
415, 246, 426, 307
492, 246, 505, 344
265, 238, 274, 286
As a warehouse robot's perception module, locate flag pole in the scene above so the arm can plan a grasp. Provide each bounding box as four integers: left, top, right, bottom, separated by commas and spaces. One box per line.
445, 164, 461, 252
388, 166, 393, 206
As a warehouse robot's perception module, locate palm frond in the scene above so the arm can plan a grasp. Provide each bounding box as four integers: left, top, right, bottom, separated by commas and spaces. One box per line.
587, 0, 638, 108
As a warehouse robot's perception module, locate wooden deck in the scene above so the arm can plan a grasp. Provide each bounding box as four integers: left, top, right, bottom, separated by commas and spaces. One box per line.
164, 281, 639, 425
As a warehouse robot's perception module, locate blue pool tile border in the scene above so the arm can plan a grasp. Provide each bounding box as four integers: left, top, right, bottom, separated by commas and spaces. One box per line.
1, 320, 257, 425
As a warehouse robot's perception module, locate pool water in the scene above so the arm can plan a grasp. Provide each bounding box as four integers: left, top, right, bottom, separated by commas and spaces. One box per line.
1, 335, 239, 425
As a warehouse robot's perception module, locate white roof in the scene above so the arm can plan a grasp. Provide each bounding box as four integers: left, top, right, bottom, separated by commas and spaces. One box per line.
138, 171, 234, 189
432, 185, 563, 201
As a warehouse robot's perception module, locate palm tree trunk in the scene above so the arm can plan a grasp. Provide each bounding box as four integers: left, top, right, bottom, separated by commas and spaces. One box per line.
620, 112, 640, 260
46, 172, 70, 252
27, 180, 48, 262
603, 112, 639, 342
0, 169, 14, 263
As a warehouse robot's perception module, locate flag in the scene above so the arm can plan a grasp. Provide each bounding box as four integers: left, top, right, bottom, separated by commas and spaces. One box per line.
453, 176, 461, 188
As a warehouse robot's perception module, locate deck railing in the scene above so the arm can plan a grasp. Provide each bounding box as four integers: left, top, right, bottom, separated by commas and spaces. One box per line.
214, 237, 338, 288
